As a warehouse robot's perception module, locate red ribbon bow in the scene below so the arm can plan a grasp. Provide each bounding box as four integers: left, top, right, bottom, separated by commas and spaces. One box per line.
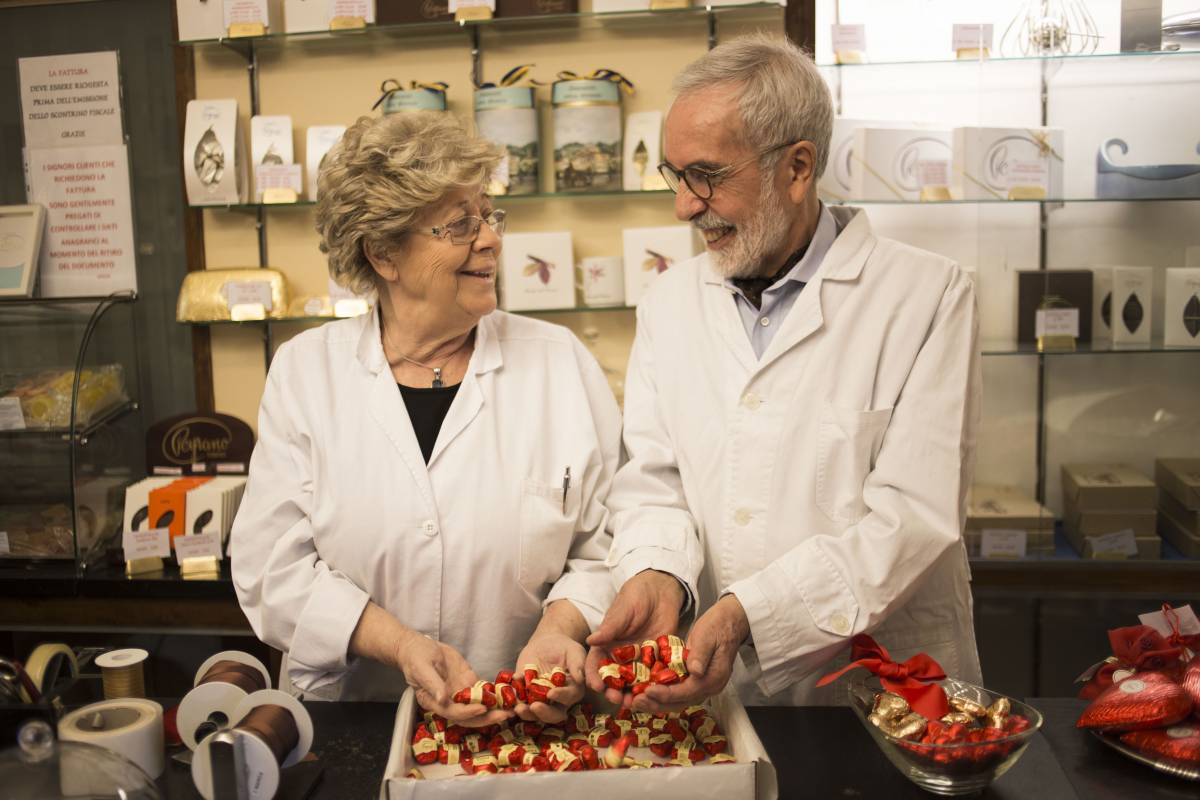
816, 634, 949, 720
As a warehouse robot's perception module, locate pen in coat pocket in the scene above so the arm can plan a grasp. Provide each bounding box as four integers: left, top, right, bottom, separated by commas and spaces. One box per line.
562, 466, 571, 514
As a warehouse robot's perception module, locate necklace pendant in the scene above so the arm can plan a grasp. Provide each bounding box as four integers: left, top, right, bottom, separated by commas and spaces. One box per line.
432, 367, 443, 389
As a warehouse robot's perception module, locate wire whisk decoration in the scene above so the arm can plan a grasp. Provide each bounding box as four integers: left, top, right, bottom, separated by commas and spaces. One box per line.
1001, 0, 1102, 56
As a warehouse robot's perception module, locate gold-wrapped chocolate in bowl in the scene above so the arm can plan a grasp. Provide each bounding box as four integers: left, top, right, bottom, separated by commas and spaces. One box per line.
850, 677, 1042, 796
176, 268, 290, 322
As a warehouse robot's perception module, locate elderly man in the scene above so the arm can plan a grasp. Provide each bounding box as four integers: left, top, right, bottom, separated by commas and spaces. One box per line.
586, 34, 983, 708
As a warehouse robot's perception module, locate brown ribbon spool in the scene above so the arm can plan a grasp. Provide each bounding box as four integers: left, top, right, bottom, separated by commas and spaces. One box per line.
199, 660, 267, 694
236, 704, 300, 766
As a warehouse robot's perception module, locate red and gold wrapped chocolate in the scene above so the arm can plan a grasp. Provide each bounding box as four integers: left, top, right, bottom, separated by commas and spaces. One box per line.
600, 635, 690, 697
410, 701, 735, 775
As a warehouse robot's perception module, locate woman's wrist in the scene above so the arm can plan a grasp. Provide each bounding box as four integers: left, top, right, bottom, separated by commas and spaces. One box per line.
536, 600, 590, 643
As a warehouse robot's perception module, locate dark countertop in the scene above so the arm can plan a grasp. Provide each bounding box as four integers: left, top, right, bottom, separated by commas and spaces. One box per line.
154, 698, 1200, 799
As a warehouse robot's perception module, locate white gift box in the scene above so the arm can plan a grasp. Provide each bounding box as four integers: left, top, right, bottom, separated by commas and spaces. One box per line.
499, 231, 576, 311
1111, 266, 1153, 345
176, 0, 225, 40
623, 111, 663, 191
850, 127, 952, 202
251, 115, 294, 165
122, 477, 174, 537
818, 118, 880, 202
1164, 268, 1200, 347
952, 126, 1064, 200
184, 476, 247, 547
623, 225, 696, 306
1092, 267, 1113, 341
578, 256, 624, 307
380, 687, 777, 799
184, 99, 248, 206
306, 125, 347, 201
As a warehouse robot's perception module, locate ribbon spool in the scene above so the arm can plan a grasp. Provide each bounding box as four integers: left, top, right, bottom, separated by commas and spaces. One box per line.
191, 689, 314, 800
178, 650, 272, 750
22, 643, 79, 702
58, 698, 165, 779
95, 648, 149, 699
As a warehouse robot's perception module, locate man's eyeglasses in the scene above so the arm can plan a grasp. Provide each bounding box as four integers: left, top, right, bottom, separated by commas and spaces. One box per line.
657, 141, 799, 200
430, 209, 507, 245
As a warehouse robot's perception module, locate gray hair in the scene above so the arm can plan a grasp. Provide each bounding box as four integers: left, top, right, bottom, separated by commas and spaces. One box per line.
671, 33, 833, 179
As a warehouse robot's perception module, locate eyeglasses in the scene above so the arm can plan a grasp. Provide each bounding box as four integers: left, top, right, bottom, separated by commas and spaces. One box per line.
657, 141, 799, 200
430, 209, 507, 245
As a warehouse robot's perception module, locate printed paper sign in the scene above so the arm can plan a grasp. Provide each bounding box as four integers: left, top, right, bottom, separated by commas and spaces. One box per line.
123, 527, 170, 560
1036, 308, 1079, 338
449, 0, 495, 10
981, 529, 1027, 559
1139, 605, 1200, 638
223, 280, 273, 311
18, 51, 123, 149
1005, 158, 1049, 192
953, 24, 994, 52
1088, 529, 1138, 559
0, 398, 26, 431
254, 164, 303, 200
831, 24, 867, 53
917, 159, 950, 188
175, 531, 223, 560
330, 0, 372, 22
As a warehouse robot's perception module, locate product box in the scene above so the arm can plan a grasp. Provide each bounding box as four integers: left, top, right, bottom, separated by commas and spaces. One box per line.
184, 99, 248, 206
1061, 463, 1157, 512
223, 0, 285, 33
381, 687, 776, 799
74, 476, 129, 553
951, 127, 1064, 200
1159, 488, 1199, 533
578, 256, 624, 307
1111, 266, 1153, 345
176, 0, 225, 40
1067, 528, 1162, 560
251, 116, 294, 166
1061, 502, 1157, 536
122, 477, 176, 537
1091, 267, 1113, 341
622, 225, 696, 306
623, 111, 663, 191
965, 484, 1054, 558
497, 0, 577, 15
1015, 270, 1093, 344
1157, 503, 1200, 558
148, 478, 212, 544
376, 0, 452, 23
850, 127, 952, 202
183, 476, 248, 545
1156, 457, 1200, 509
1163, 268, 1200, 347
818, 118, 878, 201
306, 125, 347, 201
499, 231, 576, 311
285, 0, 377, 32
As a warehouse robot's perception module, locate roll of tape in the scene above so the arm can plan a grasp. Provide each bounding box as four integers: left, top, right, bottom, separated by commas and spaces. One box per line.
23, 643, 79, 701
58, 698, 165, 779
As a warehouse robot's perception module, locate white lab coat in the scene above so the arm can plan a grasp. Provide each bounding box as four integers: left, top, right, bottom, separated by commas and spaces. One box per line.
607, 205, 983, 706
231, 307, 620, 701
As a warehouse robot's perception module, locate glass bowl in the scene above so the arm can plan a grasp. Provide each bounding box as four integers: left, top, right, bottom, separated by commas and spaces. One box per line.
848, 676, 1043, 796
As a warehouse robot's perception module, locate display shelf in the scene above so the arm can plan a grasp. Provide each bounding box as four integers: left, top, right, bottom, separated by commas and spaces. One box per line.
179, 307, 641, 328
176, 2, 784, 46
0, 292, 137, 307
0, 400, 139, 444
819, 47, 1200, 70
980, 339, 1200, 357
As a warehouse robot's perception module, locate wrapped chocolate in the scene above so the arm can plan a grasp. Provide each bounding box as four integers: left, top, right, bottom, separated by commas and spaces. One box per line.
1184, 656, 1200, 719
1120, 725, 1200, 765
1076, 671, 1194, 732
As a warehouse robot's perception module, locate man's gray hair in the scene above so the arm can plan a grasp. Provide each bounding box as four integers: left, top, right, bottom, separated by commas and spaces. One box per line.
671, 33, 833, 179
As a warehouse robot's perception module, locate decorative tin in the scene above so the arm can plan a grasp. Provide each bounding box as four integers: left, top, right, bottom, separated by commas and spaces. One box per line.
552, 75, 625, 193
475, 85, 539, 195
375, 79, 448, 115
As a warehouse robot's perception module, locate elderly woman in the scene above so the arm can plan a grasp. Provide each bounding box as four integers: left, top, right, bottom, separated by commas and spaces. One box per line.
231, 111, 620, 726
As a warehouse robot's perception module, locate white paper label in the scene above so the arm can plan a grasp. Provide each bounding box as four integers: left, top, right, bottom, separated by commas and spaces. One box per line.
1088, 529, 1139, 558
216, 462, 246, 474
1119, 678, 1146, 694
1035, 308, 1079, 338
152, 465, 184, 476
448, 0, 495, 10
175, 531, 222, 560
223, 280, 273, 311
123, 527, 170, 560
1168, 727, 1197, 739
330, 0, 370, 21
981, 529, 1027, 559
1138, 605, 1200, 638
917, 159, 950, 188
0, 397, 26, 431
224, 0, 270, 27
831, 24, 866, 53
0, 532, 9, 555
255, 163, 303, 198
1005, 158, 1049, 192
952, 23, 994, 52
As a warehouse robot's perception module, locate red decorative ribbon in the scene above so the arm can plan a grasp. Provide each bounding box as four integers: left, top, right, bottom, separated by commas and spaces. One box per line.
816, 634, 949, 720
1162, 603, 1200, 654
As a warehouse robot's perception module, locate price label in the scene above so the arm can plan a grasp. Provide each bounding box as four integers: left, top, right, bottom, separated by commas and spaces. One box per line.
952, 23, 994, 52
0, 397, 25, 431
448, 0, 495, 10
831, 24, 867, 53
175, 531, 223, 560
255, 164, 303, 200
1139, 604, 1200, 637
223, 280, 274, 311
917, 159, 950, 188
1087, 529, 1139, 559
1005, 158, 1049, 192
123, 527, 171, 560
1035, 308, 1079, 338
0, 531, 9, 555
329, 0, 370, 22
981, 529, 1027, 559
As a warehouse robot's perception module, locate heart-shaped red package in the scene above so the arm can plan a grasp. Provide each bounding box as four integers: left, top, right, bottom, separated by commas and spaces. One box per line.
1076, 671, 1194, 732
1120, 724, 1200, 765
1184, 655, 1200, 721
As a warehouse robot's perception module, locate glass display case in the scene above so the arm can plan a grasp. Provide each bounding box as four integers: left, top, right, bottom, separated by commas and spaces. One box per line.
0, 293, 144, 571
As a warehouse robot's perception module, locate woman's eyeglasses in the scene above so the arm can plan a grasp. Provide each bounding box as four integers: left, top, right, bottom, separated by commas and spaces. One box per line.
657, 141, 798, 200
430, 209, 507, 245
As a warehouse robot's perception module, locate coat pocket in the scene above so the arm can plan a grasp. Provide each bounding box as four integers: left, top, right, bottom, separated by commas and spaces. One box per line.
518, 477, 580, 595
815, 403, 894, 525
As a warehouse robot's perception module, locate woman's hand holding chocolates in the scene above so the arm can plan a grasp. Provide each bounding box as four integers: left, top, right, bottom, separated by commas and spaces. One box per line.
513, 630, 587, 724
398, 631, 512, 728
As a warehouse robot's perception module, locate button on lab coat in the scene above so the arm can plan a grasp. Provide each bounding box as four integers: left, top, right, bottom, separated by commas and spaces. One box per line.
231, 307, 620, 700
607, 206, 983, 705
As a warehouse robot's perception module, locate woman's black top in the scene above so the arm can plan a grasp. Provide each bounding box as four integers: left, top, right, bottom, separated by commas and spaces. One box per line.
398, 382, 460, 463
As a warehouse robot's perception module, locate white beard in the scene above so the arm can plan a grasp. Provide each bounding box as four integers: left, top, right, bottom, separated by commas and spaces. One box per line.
694, 180, 792, 280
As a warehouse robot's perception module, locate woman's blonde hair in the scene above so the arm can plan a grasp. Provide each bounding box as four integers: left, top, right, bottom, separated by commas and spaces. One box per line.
315, 111, 502, 295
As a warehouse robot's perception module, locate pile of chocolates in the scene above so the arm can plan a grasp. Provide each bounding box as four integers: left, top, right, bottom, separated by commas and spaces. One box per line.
598, 635, 690, 696
410, 701, 735, 777
451, 667, 567, 709
868, 691, 1031, 770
